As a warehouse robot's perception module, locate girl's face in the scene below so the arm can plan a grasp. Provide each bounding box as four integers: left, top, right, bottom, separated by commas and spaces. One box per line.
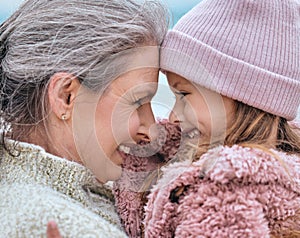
72, 68, 158, 183
167, 72, 235, 146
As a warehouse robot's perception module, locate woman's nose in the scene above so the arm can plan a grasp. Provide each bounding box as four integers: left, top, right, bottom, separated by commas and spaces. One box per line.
136, 103, 158, 142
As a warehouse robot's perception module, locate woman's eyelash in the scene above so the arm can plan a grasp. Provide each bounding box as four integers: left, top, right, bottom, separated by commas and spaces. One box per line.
131, 94, 153, 107
135, 98, 143, 106
134, 97, 150, 106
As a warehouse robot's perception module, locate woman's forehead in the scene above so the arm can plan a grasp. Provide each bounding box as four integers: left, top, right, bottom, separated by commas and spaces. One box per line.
106, 70, 158, 96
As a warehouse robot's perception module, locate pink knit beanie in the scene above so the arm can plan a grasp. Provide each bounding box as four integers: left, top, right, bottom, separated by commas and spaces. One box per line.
161, 0, 300, 120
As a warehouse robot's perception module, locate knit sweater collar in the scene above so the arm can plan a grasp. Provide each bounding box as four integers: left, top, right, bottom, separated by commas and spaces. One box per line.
0, 140, 121, 227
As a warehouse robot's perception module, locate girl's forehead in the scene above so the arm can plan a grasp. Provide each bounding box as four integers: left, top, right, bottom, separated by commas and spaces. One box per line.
166, 72, 191, 88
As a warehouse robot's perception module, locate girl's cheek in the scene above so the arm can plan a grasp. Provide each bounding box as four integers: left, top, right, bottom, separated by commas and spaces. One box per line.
183, 103, 199, 127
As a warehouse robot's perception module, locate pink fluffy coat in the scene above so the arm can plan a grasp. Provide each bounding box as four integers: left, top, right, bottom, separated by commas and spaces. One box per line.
113, 122, 300, 237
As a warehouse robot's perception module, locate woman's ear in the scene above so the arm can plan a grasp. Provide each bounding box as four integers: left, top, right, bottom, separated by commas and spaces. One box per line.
48, 72, 81, 121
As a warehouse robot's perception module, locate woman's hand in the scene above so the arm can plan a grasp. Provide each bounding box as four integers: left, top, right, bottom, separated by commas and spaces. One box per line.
47, 221, 62, 238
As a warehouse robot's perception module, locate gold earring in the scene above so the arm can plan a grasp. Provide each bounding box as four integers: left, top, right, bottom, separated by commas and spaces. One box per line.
61, 114, 67, 121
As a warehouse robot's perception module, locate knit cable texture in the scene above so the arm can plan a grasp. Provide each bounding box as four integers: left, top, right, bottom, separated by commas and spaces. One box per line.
0, 140, 127, 238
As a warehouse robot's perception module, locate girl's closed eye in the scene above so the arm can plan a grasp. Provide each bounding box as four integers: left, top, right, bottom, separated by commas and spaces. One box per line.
175, 91, 190, 100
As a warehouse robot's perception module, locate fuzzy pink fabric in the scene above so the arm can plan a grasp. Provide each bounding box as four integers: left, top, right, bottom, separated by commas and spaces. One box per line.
113, 121, 181, 237
114, 121, 300, 237
144, 145, 300, 237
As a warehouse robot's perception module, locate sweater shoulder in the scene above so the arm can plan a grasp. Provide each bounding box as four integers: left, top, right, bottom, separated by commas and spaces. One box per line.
0, 183, 127, 237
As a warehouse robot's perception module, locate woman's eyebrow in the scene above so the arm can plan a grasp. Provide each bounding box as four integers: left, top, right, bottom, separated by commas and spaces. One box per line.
133, 85, 157, 96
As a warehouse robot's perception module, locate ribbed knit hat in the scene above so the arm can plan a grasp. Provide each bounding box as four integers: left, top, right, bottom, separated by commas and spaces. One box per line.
161, 0, 300, 120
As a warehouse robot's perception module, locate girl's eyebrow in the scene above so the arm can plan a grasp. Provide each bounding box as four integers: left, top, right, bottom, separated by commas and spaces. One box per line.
170, 80, 190, 90
171, 82, 180, 89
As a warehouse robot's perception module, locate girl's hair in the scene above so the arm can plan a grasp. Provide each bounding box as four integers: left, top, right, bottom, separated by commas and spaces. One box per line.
191, 101, 300, 160
0, 0, 168, 142
225, 101, 300, 154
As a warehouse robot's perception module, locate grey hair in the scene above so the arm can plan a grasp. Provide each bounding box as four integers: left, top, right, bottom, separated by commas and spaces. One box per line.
0, 0, 169, 141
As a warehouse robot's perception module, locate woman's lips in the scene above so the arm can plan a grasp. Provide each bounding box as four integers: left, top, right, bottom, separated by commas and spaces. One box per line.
117, 124, 168, 158
118, 145, 131, 154
182, 128, 201, 139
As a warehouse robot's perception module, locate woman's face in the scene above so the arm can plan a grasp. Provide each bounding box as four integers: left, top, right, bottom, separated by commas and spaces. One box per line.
72, 68, 158, 183
167, 72, 235, 146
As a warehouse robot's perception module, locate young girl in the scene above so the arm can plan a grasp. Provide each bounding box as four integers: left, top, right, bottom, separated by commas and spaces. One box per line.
142, 0, 300, 237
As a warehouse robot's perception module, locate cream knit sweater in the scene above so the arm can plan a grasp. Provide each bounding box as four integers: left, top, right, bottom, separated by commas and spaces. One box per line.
0, 140, 127, 238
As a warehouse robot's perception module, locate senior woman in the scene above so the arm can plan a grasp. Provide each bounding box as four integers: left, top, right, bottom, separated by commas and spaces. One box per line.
0, 0, 168, 236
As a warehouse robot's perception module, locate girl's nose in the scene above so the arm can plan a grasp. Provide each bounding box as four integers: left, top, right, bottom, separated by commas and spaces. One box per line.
169, 109, 180, 124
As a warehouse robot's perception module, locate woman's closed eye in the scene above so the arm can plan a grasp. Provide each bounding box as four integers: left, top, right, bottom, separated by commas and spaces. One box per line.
134, 98, 143, 107
133, 95, 152, 108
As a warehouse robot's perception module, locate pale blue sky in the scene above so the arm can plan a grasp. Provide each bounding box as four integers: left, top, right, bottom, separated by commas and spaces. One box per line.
0, 0, 202, 24
0, 0, 23, 22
